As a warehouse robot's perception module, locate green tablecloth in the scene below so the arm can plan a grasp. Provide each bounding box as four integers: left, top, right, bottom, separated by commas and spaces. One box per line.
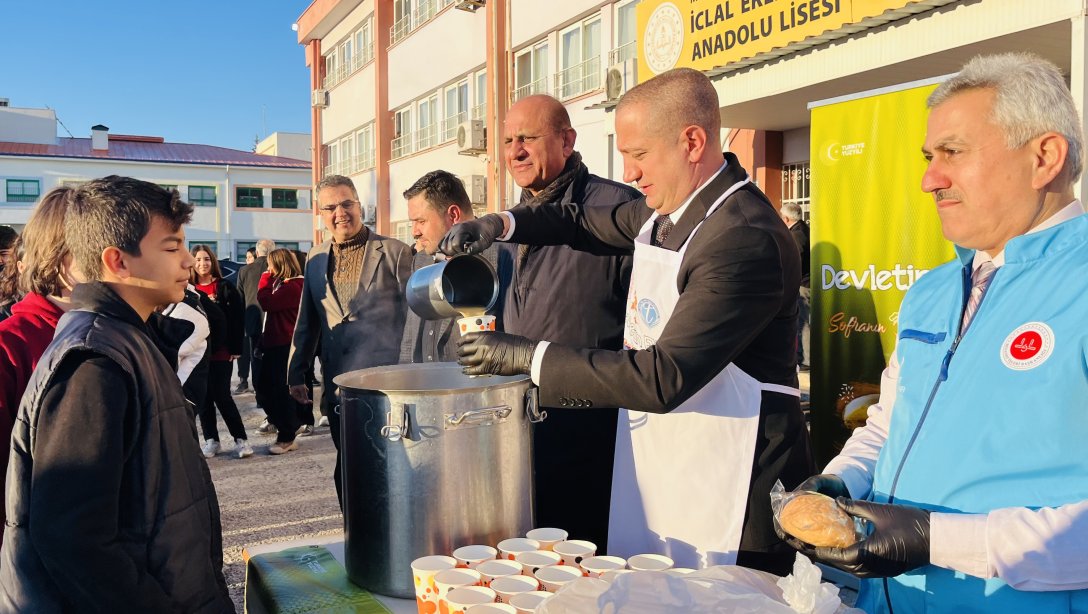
246, 545, 393, 614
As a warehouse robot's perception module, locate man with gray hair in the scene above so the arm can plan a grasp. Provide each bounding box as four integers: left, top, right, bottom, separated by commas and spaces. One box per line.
780, 202, 810, 369
443, 68, 812, 574
786, 53, 1088, 612
236, 237, 275, 395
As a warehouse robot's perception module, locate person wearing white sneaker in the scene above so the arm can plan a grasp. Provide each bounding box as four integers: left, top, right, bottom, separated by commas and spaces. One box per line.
317, 415, 329, 428
235, 438, 254, 458
268, 440, 299, 455
201, 439, 220, 459
296, 424, 314, 437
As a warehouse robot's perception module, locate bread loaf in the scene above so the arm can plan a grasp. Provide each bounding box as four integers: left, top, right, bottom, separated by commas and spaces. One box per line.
780, 493, 857, 548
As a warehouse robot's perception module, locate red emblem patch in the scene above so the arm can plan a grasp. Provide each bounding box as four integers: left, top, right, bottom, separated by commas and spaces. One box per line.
1001, 322, 1053, 371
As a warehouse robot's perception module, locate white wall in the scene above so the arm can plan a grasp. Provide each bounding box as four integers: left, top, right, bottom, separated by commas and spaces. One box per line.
0, 107, 57, 145
511, 0, 610, 48
387, 7, 487, 110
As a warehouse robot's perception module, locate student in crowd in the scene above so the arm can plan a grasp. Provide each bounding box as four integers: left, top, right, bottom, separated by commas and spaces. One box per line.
0, 176, 233, 611
191, 243, 253, 459
256, 248, 305, 454
0, 225, 20, 321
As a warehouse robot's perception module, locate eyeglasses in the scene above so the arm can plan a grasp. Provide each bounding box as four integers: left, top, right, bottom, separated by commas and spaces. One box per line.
319, 199, 359, 214
503, 129, 567, 147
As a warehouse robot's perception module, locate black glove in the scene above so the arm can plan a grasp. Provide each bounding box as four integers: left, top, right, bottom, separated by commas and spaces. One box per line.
797, 474, 851, 499
456, 332, 536, 376
812, 499, 931, 579
439, 214, 506, 257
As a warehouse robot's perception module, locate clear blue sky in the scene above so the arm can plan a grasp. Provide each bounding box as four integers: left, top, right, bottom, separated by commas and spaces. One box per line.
4, 1, 312, 153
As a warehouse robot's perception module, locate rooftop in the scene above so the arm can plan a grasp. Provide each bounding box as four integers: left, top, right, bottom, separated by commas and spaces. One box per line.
0, 135, 311, 169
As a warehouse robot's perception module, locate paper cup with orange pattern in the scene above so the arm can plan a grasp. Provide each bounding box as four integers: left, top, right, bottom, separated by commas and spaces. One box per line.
458, 315, 496, 334
453, 545, 498, 569
497, 537, 540, 561
435, 567, 483, 613
476, 559, 523, 584
489, 574, 540, 603
552, 540, 596, 568
412, 555, 457, 614
626, 553, 673, 572
508, 590, 552, 614
445, 586, 496, 614
533, 564, 583, 592
579, 555, 626, 578
466, 604, 516, 614
525, 528, 568, 551
514, 550, 561, 580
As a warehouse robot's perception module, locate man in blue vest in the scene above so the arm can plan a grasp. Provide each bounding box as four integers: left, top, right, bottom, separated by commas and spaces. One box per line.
784, 53, 1088, 612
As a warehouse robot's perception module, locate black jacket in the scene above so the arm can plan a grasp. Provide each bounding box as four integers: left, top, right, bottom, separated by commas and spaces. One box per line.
0, 282, 233, 613
237, 257, 267, 337
789, 220, 811, 287
199, 278, 244, 357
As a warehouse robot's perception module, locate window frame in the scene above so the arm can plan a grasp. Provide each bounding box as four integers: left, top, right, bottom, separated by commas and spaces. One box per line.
5, 179, 41, 203
188, 185, 217, 207
236, 186, 264, 208
271, 189, 299, 209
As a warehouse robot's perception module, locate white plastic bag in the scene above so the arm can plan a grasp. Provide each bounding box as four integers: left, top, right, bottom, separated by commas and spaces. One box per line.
537, 553, 863, 614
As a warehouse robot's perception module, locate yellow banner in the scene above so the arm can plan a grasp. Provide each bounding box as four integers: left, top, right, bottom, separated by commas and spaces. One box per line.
637, 0, 922, 79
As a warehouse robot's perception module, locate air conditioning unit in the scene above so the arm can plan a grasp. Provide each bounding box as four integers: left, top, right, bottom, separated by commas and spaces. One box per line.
457, 120, 486, 153
312, 89, 329, 108
455, 0, 486, 12
460, 174, 486, 204
605, 59, 638, 101
364, 203, 377, 224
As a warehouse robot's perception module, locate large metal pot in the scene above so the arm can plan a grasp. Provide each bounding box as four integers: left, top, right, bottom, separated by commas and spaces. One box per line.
334, 363, 543, 598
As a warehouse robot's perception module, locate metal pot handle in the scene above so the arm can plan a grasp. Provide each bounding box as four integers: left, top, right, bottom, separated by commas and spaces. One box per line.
526, 386, 546, 423
445, 405, 511, 429
381, 404, 411, 441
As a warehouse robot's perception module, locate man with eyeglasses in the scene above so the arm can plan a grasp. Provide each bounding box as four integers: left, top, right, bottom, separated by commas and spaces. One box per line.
288, 175, 411, 508
498, 94, 640, 553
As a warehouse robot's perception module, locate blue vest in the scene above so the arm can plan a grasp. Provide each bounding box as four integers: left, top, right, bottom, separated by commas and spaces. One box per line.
858, 214, 1088, 613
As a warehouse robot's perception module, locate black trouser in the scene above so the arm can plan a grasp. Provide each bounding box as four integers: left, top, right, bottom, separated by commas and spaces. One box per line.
237, 335, 251, 381
323, 381, 344, 512
199, 360, 248, 442
256, 345, 300, 444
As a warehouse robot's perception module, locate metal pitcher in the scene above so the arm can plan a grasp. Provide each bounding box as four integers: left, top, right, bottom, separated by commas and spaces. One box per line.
405, 254, 499, 320
334, 363, 545, 598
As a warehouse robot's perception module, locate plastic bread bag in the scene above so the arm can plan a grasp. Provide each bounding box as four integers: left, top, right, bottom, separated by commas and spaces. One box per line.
537, 555, 863, 614
770, 480, 861, 549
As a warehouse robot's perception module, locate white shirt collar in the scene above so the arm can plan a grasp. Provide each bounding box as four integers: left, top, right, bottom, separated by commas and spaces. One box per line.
972, 199, 1084, 269
658, 160, 729, 225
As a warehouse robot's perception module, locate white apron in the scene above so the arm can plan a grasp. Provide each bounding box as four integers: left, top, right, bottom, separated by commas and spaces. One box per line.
607, 177, 800, 568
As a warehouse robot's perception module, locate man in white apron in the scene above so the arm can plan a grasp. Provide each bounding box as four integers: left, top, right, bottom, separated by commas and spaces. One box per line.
444, 68, 814, 576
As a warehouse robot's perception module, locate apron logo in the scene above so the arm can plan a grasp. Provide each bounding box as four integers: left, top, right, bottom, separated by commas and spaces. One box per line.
637, 298, 661, 328
1000, 322, 1054, 371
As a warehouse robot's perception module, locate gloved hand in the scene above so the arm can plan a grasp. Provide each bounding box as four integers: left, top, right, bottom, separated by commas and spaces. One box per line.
797, 474, 851, 499
439, 214, 507, 256
456, 332, 536, 376
812, 499, 931, 579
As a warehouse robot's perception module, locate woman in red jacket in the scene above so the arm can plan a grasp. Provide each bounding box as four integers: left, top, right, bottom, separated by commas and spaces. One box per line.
0, 187, 78, 545
256, 248, 305, 454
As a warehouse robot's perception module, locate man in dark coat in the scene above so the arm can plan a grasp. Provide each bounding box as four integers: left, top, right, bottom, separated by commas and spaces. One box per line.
399, 170, 505, 364
495, 94, 639, 551
0, 176, 233, 612
780, 203, 811, 368
446, 70, 813, 574
236, 239, 273, 393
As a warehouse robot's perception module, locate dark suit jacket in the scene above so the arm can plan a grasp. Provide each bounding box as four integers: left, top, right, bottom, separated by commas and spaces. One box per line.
508, 153, 813, 569
237, 257, 268, 337
789, 220, 811, 287
288, 232, 412, 408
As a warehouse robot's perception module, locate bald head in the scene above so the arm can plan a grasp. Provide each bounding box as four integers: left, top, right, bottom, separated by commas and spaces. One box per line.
617, 68, 721, 141
504, 94, 578, 194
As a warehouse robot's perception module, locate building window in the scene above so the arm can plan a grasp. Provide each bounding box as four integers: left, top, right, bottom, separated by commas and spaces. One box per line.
393, 220, 413, 246
473, 71, 487, 120
356, 124, 375, 171
5, 179, 40, 203
189, 240, 216, 253
357, 17, 375, 67
557, 16, 601, 99
392, 107, 414, 159
417, 93, 439, 150
781, 162, 811, 222
235, 241, 256, 259
271, 189, 299, 209
189, 185, 217, 207
612, 0, 641, 64
442, 79, 470, 142
514, 41, 549, 101
323, 50, 339, 89
236, 187, 264, 208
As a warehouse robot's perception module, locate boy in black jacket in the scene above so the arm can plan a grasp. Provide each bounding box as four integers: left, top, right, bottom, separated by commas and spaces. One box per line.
0, 176, 234, 612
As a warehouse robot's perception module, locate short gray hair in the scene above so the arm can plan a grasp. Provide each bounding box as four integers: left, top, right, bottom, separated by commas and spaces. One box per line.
315, 175, 360, 200
255, 238, 275, 256
929, 53, 1084, 182
617, 68, 720, 140
781, 202, 803, 222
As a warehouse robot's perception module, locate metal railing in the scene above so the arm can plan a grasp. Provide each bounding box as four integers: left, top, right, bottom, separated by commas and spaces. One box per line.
392, 132, 416, 159
513, 76, 550, 101
391, 14, 413, 44
781, 163, 811, 221
441, 112, 467, 142
609, 40, 637, 66
416, 123, 438, 150
471, 102, 486, 120
555, 56, 601, 100
390, 0, 439, 45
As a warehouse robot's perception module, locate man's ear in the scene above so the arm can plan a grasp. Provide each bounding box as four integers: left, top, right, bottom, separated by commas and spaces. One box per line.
447, 204, 464, 225
101, 246, 130, 280
683, 125, 709, 163
562, 127, 577, 156
1031, 131, 1069, 190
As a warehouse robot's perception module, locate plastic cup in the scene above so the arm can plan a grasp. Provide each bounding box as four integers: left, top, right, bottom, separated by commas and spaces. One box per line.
533, 564, 583, 592
466, 604, 516, 613
552, 539, 596, 567
453, 545, 498, 569
411, 555, 457, 613
667, 567, 696, 576
445, 586, 496, 614
489, 574, 540, 603
476, 559, 523, 584
525, 528, 568, 551
579, 555, 626, 578
497, 537, 541, 561
627, 553, 674, 572
458, 314, 496, 334
514, 550, 562, 579
435, 567, 483, 611
508, 591, 552, 614
600, 569, 634, 583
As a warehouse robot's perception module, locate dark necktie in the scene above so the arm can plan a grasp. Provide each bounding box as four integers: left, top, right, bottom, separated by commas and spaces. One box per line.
961, 260, 996, 333
652, 214, 674, 247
